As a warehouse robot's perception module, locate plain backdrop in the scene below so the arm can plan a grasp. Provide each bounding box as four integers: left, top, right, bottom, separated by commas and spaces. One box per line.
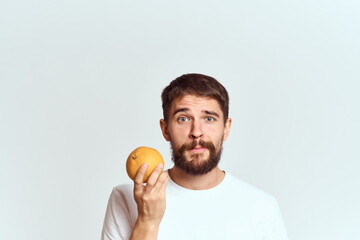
1, 1, 359, 239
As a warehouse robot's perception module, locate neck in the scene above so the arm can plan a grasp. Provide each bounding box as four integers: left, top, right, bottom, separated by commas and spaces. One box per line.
168, 166, 225, 190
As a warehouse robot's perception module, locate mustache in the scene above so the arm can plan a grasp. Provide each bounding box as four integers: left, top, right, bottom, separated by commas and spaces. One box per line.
181, 140, 215, 152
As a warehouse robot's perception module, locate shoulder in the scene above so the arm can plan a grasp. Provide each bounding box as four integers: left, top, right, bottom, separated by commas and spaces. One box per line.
101, 183, 138, 240
223, 173, 289, 239
110, 183, 134, 202
113, 183, 133, 194
104, 183, 138, 224
224, 172, 278, 205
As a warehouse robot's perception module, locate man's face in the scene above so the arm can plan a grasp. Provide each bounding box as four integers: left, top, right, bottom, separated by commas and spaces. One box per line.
160, 95, 231, 175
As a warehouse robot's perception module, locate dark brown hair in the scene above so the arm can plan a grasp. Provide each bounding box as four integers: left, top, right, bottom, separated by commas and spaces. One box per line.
161, 73, 229, 124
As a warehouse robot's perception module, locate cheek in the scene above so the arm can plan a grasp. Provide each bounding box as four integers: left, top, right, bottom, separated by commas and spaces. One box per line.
205, 125, 224, 138
170, 124, 188, 136
168, 127, 187, 145
212, 131, 226, 148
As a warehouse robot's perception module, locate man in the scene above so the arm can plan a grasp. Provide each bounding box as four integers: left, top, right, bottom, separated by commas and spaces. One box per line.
101, 73, 288, 240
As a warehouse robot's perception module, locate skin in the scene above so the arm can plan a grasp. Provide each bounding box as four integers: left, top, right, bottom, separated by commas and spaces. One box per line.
161, 95, 232, 189
130, 95, 232, 240
130, 163, 169, 240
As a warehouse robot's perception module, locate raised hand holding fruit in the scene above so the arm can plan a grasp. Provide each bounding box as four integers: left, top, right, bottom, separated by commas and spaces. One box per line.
127, 147, 170, 240
126, 146, 165, 183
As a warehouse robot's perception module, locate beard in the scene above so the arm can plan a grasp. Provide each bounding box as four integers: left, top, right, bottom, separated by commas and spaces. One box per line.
170, 139, 223, 176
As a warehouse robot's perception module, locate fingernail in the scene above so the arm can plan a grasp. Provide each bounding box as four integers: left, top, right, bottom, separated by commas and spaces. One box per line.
157, 163, 163, 169
142, 163, 149, 168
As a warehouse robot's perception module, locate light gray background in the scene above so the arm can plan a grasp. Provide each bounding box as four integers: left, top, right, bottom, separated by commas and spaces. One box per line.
1, 1, 359, 239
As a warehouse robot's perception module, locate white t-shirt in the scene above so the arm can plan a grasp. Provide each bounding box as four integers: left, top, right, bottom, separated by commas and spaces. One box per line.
101, 172, 288, 240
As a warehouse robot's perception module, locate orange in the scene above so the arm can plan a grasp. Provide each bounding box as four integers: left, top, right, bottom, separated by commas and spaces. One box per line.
126, 146, 164, 183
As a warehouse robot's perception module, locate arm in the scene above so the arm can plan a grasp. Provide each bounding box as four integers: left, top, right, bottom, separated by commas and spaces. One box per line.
101, 185, 136, 240
130, 163, 170, 240
264, 198, 289, 240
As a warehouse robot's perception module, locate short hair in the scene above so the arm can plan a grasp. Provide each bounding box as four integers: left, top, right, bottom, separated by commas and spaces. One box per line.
161, 73, 229, 124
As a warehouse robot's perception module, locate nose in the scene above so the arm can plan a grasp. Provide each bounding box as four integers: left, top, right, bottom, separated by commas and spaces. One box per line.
189, 119, 203, 139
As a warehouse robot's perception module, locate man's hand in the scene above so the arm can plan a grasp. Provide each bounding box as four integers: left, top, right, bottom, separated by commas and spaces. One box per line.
130, 163, 170, 240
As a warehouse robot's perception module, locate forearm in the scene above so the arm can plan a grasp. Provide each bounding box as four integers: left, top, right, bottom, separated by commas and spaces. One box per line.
130, 166, 169, 240
130, 219, 160, 240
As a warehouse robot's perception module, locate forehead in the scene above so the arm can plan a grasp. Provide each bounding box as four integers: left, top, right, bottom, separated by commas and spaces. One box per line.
170, 95, 222, 114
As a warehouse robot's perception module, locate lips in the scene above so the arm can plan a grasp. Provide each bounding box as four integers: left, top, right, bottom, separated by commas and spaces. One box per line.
184, 140, 211, 153
188, 146, 207, 152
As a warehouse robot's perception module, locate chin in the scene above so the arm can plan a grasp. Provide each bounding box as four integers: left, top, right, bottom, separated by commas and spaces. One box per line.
188, 153, 209, 164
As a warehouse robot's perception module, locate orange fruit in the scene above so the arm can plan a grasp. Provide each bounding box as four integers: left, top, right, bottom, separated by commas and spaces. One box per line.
126, 146, 164, 183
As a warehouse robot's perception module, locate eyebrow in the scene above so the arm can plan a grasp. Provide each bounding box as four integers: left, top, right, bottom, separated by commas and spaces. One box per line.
172, 108, 220, 118
172, 108, 189, 117
204, 110, 220, 118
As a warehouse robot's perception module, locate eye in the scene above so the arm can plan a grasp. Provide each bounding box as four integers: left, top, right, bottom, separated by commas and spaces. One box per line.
178, 116, 188, 123
205, 116, 215, 122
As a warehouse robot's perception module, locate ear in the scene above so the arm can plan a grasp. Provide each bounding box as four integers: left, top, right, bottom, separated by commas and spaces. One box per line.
222, 118, 232, 141
160, 119, 171, 141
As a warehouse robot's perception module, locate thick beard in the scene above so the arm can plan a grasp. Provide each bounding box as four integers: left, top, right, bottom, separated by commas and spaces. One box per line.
170, 139, 223, 176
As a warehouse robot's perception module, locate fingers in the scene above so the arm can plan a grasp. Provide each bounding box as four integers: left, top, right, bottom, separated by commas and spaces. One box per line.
154, 171, 170, 192
134, 163, 170, 195
134, 163, 148, 191
146, 164, 164, 185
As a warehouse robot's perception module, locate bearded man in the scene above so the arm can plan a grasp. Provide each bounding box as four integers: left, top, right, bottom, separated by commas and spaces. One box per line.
101, 74, 289, 240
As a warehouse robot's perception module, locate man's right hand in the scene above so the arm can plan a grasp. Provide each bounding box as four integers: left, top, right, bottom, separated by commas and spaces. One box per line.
130, 163, 170, 240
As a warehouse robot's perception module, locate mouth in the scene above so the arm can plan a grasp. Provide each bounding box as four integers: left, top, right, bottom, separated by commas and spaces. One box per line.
188, 146, 207, 153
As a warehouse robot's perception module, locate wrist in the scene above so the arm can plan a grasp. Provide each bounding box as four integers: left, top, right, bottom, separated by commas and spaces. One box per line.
131, 218, 160, 240
136, 216, 161, 230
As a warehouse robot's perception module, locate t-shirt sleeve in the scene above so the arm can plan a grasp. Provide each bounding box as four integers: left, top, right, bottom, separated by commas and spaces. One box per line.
101, 186, 136, 240
264, 197, 289, 240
